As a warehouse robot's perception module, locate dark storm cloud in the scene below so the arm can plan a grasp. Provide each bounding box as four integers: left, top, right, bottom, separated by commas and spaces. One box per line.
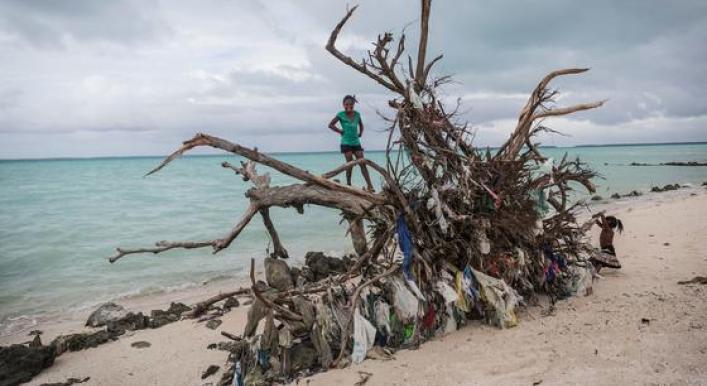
0, 0, 705, 158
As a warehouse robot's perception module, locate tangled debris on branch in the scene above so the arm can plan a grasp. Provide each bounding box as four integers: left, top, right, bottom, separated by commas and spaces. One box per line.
108, 1, 604, 384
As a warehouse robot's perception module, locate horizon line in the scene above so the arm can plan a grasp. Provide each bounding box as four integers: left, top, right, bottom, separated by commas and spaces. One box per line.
1, 140, 706, 162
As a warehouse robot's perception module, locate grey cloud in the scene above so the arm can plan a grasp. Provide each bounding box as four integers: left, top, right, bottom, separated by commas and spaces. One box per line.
0, 0, 170, 48
0, 0, 705, 158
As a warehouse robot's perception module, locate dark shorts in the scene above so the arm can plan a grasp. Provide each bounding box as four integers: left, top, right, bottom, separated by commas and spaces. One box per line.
340, 144, 363, 153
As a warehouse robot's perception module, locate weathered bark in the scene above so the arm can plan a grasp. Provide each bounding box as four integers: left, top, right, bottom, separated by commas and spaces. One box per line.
347, 218, 368, 256
184, 288, 251, 318
260, 208, 289, 259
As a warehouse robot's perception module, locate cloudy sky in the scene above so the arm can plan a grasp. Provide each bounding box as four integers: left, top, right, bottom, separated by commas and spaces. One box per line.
0, 0, 705, 159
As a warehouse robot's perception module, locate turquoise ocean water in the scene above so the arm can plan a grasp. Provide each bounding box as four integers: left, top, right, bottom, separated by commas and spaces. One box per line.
1, 143, 706, 334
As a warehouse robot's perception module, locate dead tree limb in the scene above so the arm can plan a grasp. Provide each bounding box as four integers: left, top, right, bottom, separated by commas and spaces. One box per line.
415, 0, 432, 88
326, 5, 400, 93
260, 208, 289, 259
249, 258, 303, 321
496, 68, 605, 161
184, 288, 252, 318
148, 133, 384, 205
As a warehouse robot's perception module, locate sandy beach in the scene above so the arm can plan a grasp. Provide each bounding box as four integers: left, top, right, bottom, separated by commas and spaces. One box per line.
4, 187, 706, 386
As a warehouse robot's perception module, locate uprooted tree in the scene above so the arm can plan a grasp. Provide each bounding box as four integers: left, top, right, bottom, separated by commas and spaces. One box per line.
108, 0, 603, 382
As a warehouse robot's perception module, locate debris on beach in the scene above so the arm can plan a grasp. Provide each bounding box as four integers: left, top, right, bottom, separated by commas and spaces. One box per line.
103, 1, 607, 384
205, 319, 223, 330
355, 371, 373, 386
677, 276, 707, 285
223, 297, 240, 310
201, 365, 220, 379
38, 377, 90, 386
130, 341, 151, 349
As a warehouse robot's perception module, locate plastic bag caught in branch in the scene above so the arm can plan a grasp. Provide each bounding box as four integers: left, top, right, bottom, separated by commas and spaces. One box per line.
352, 307, 377, 364
408, 83, 424, 110
427, 188, 449, 234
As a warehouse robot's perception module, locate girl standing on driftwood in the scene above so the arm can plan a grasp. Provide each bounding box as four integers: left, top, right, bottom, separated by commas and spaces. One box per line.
328, 95, 375, 192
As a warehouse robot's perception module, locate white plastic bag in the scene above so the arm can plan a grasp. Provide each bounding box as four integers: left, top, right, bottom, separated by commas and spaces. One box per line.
391, 277, 419, 322
352, 307, 377, 364
472, 268, 520, 328
409, 86, 424, 110
434, 280, 457, 304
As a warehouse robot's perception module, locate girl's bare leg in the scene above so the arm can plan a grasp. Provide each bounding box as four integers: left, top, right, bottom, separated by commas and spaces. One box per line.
354, 150, 374, 191
344, 151, 354, 186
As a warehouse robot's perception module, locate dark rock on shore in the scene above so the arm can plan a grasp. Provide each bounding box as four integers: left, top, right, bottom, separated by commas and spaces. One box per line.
304, 251, 349, 282
264, 257, 293, 291
50, 330, 115, 356
85, 302, 128, 327
167, 302, 191, 316
610, 193, 621, 199
0, 344, 56, 386
29, 334, 43, 348
223, 297, 240, 310
623, 190, 642, 197
201, 365, 220, 379
106, 312, 150, 335
591, 195, 603, 201
650, 183, 683, 193
205, 319, 222, 330
130, 341, 151, 349
150, 309, 179, 329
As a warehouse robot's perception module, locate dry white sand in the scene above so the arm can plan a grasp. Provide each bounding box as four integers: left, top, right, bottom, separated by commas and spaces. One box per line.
6, 188, 707, 386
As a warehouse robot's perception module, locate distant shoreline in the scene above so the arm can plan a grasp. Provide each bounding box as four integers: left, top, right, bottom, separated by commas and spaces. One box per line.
574, 141, 707, 148
1, 141, 706, 162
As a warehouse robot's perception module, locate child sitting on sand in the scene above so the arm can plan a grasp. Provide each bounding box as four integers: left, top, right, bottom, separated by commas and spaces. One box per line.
328, 95, 375, 192
591, 213, 624, 271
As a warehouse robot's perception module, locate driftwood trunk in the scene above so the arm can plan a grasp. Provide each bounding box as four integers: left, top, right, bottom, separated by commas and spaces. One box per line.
108, 1, 604, 376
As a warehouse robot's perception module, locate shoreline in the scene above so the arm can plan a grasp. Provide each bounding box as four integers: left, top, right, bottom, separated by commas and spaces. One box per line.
1, 184, 703, 344
1, 186, 705, 385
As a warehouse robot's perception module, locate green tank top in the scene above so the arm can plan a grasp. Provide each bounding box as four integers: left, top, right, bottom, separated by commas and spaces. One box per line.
337, 111, 361, 146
